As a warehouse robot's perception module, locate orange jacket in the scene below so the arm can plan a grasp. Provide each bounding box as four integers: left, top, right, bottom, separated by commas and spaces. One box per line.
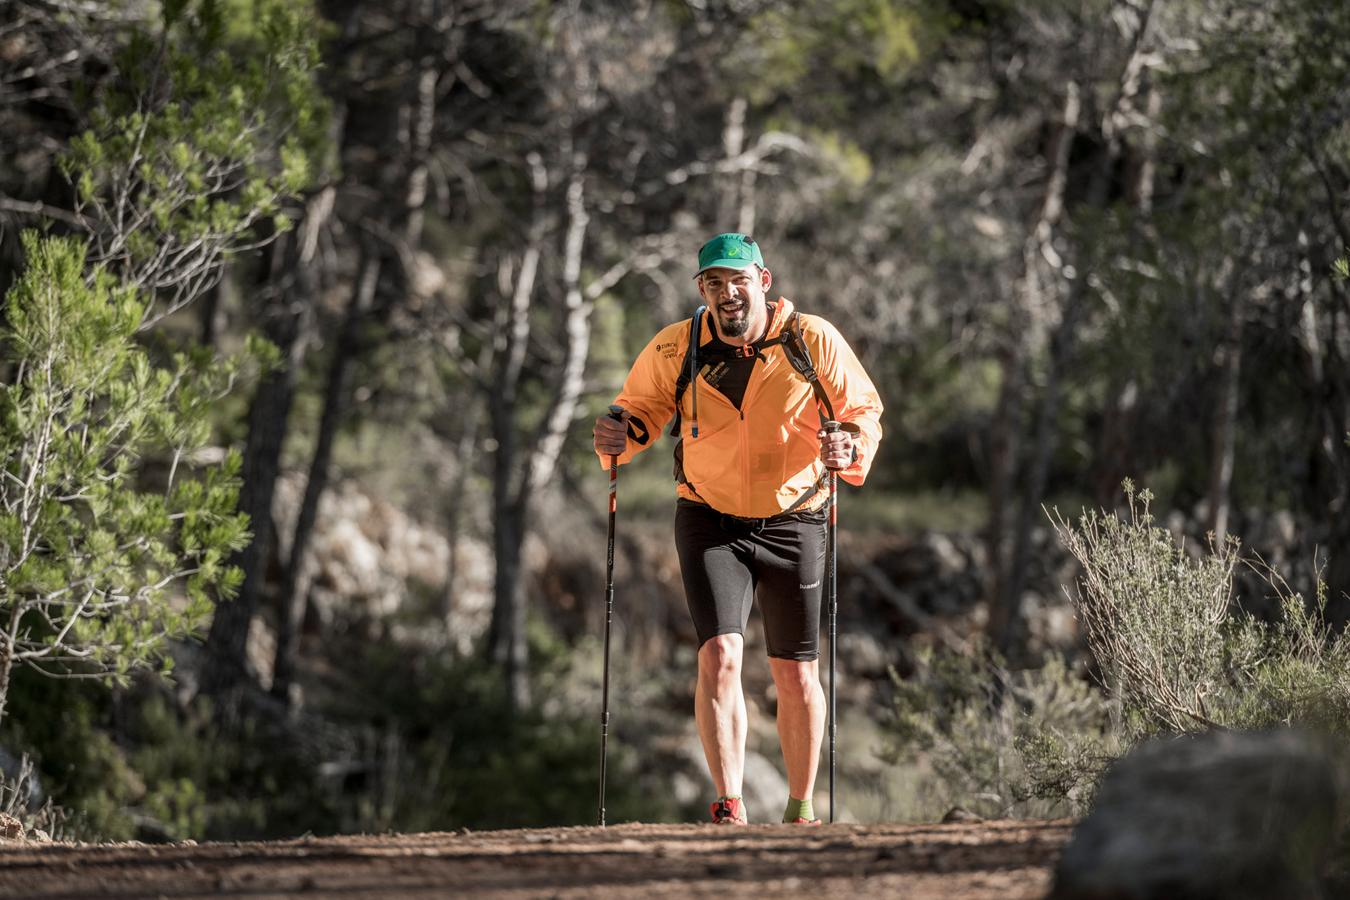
599, 297, 884, 518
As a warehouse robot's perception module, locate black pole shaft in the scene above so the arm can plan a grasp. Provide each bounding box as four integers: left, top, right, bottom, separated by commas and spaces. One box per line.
599, 405, 624, 827
823, 420, 842, 825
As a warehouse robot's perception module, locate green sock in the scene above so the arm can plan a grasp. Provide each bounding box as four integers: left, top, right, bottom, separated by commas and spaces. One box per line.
783, 797, 814, 822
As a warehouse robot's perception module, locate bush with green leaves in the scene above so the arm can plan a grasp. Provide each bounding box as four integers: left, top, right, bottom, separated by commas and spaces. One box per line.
885, 646, 1116, 819
1051, 482, 1240, 733
2, 671, 342, 842
340, 637, 656, 832
0, 233, 251, 730
1053, 479, 1350, 739
887, 480, 1350, 818
0, 751, 71, 841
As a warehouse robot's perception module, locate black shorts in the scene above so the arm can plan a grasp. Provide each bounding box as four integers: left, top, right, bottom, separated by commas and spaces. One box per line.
674, 499, 828, 661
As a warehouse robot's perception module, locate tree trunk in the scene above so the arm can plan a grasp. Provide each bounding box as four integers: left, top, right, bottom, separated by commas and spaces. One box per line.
1299, 146, 1350, 625
1093, 377, 1138, 508
995, 289, 1084, 659
271, 247, 381, 701
1317, 275, 1350, 626
988, 2, 1159, 653
996, 122, 1123, 657
483, 156, 546, 712
718, 97, 747, 228
983, 343, 1023, 641
198, 269, 228, 349
483, 247, 537, 709
490, 454, 529, 712
201, 189, 330, 700
1206, 283, 1245, 540
202, 237, 308, 699
0, 606, 17, 733
487, 314, 530, 711
1125, 72, 1162, 216
522, 156, 591, 501
440, 403, 484, 630
984, 80, 1079, 653
271, 42, 438, 702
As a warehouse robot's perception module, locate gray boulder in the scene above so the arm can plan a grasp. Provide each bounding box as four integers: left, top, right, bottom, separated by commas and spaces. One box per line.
1051, 729, 1339, 900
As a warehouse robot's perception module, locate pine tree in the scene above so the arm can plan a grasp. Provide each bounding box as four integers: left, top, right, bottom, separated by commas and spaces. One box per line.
0, 233, 252, 729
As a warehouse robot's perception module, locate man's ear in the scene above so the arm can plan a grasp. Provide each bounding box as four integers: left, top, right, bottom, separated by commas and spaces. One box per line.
759, 266, 773, 290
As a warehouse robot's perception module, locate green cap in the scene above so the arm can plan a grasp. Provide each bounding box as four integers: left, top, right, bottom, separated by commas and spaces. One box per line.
694, 233, 765, 278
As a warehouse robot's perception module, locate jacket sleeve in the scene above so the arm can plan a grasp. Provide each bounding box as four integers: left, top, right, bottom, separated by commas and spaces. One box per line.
595, 324, 682, 469
805, 317, 884, 487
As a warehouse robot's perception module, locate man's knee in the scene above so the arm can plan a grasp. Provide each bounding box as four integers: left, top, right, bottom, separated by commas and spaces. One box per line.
770, 659, 820, 703
698, 633, 744, 683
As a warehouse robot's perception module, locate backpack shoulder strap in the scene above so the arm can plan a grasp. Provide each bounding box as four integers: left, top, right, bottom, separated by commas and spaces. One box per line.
765, 311, 835, 422
669, 306, 706, 437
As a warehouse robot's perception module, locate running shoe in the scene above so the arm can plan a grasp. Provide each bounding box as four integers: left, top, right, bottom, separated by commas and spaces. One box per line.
710, 797, 748, 825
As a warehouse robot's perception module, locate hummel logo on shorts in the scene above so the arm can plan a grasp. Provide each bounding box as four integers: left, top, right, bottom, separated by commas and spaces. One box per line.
799, 580, 820, 590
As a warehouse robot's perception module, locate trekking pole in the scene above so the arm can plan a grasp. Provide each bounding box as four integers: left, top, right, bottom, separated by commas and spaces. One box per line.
823, 419, 842, 824
598, 404, 624, 827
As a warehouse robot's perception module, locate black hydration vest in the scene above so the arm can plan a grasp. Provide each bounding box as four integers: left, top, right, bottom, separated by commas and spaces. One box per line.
669, 306, 837, 513
670, 305, 836, 437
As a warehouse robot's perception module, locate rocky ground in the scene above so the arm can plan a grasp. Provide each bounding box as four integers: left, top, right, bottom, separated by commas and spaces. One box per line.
0, 819, 1072, 898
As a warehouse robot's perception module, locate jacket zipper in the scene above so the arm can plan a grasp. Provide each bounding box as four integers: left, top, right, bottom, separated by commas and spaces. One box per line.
691, 301, 787, 509
732, 309, 782, 508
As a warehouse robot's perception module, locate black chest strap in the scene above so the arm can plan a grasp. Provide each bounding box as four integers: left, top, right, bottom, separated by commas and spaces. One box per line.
670, 309, 836, 438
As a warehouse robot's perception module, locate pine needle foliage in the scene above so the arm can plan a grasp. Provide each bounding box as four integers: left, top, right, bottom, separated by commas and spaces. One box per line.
58, 0, 329, 327
0, 233, 250, 730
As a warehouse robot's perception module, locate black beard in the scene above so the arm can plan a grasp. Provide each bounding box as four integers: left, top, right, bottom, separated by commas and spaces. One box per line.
718, 310, 750, 337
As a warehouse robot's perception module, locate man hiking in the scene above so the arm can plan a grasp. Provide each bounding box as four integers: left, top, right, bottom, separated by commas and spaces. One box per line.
593, 233, 884, 825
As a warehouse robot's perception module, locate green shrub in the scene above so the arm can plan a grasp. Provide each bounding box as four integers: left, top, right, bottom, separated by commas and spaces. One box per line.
1, 669, 342, 842
124, 689, 342, 841
0, 753, 74, 841
1050, 481, 1241, 734
885, 646, 1116, 819
1, 676, 145, 840
1052, 480, 1350, 739
334, 636, 655, 831
886, 480, 1350, 819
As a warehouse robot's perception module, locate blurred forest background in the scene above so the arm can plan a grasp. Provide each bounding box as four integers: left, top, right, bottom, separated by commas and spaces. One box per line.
2, 0, 1350, 841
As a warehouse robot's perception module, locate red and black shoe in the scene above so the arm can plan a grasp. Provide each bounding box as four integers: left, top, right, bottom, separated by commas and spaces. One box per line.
710, 797, 748, 825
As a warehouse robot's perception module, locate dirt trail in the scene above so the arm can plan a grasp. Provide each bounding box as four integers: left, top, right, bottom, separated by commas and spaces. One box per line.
0, 819, 1071, 899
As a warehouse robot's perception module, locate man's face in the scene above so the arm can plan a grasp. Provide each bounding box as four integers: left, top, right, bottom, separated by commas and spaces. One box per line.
697, 265, 772, 341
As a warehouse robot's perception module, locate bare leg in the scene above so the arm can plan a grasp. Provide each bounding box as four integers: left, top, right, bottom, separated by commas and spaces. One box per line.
769, 657, 825, 804
695, 633, 746, 801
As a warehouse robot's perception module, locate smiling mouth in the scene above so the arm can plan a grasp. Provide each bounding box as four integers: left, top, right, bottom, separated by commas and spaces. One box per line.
718, 299, 747, 316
